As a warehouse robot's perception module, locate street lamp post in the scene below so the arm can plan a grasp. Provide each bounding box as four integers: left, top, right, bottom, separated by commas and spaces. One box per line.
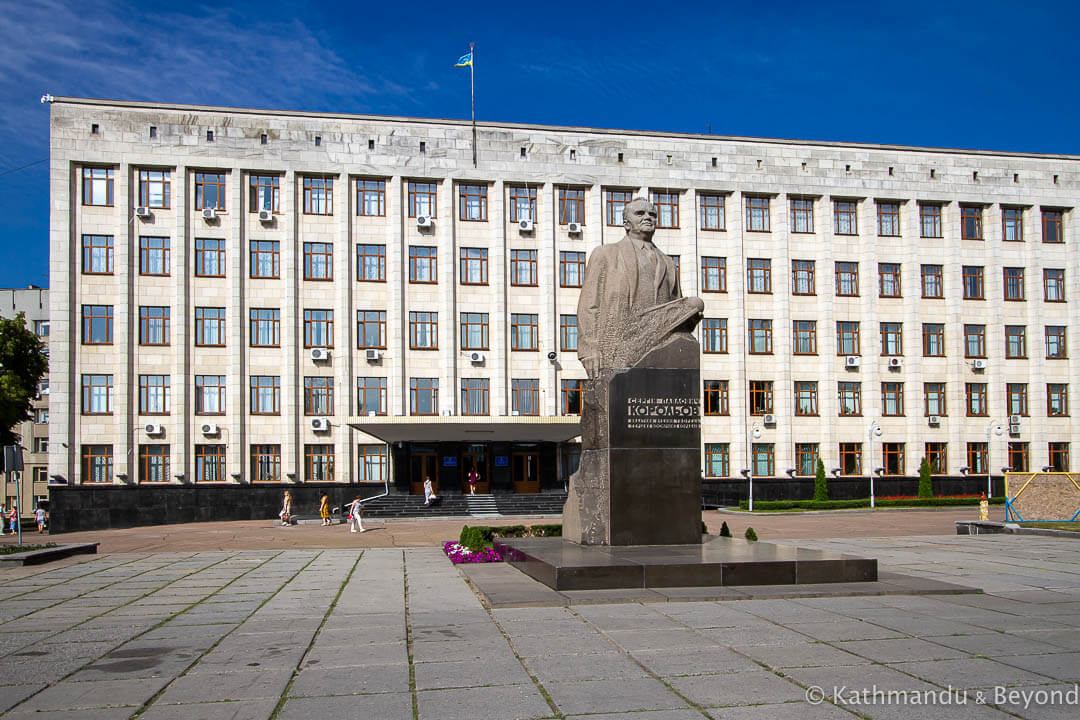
868, 421, 882, 508
744, 424, 762, 512
986, 421, 1004, 498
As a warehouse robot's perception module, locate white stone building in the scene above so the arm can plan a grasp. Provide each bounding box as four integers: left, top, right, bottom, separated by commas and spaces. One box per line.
47, 97, 1077, 496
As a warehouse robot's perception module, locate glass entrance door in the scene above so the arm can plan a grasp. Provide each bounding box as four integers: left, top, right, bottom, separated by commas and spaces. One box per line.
462, 445, 490, 494
512, 451, 540, 493
410, 452, 437, 495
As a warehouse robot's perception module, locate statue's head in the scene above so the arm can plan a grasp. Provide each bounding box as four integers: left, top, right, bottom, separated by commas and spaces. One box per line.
623, 197, 658, 238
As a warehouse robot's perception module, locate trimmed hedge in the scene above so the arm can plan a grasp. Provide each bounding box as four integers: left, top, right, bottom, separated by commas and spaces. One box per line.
736, 497, 1006, 511
463, 523, 563, 541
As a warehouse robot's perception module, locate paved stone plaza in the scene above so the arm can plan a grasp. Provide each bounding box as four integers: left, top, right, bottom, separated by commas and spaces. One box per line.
0, 534, 1078, 719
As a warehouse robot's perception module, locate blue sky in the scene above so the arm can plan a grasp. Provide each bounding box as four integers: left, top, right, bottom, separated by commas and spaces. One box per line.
0, 0, 1077, 290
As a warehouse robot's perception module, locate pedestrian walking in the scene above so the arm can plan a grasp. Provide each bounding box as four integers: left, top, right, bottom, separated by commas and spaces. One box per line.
35, 506, 47, 534
279, 491, 292, 526
8, 506, 17, 535
347, 495, 366, 533
423, 476, 439, 507
319, 494, 331, 526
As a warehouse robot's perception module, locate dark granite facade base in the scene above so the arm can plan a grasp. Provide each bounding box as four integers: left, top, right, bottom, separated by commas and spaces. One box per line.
494, 537, 877, 591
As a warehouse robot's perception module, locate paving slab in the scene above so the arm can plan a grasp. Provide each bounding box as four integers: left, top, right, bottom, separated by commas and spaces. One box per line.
138, 698, 279, 720
666, 670, 808, 707
543, 677, 688, 714
416, 684, 553, 720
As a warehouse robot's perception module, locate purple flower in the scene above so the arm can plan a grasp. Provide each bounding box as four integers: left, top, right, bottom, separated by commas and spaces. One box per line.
442, 541, 502, 564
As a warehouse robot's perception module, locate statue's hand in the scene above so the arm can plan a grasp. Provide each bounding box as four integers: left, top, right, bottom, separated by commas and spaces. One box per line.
581, 356, 599, 379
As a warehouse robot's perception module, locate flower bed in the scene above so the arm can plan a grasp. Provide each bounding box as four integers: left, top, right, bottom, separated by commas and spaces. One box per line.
443, 541, 502, 564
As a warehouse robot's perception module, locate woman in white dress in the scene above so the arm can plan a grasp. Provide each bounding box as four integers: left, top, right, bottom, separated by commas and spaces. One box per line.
347, 495, 366, 533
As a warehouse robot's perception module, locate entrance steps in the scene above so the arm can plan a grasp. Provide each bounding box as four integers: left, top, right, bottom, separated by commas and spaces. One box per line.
465, 494, 500, 517
355, 492, 567, 519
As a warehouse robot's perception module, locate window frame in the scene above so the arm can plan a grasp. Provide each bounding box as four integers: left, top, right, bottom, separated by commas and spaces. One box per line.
919, 203, 943, 238
81, 305, 113, 345
81, 444, 113, 482
835, 261, 859, 297
460, 247, 489, 285
302, 176, 334, 215
304, 444, 335, 482
508, 186, 537, 223
1048, 442, 1070, 471
510, 249, 538, 286
250, 444, 281, 482
964, 324, 986, 359
460, 378, 490, 416
838, 442, 862, 475
358, 444, 389, 481
1007, 382, 1028, 417
1047, 384, 1069, 417
559, 187, 586, 225
139, 444, 170, 483
407, 182, 437, 218
561, 379, 584, 415
357, 376, 388, 416
650, 191, 679, 229
560, 314, 578, 352
460, 312, 490, 351
303, 377, 334, 416
833, 200, 858, 235
81, 167, 114, 206
303, 242, 334, 281
1002, 207, 1023, 242
702, 318, 728, 354
960, 205, 984, 240
459, 184, 489, 222
1042, 209, 1063, 244
510, 313, 539, 351
559, 251, 586, 288
357, 179, 387, 217
748, 319, 773, 355
139, 306, 170, 346
138, 169, 170, 209
357, 310, 387, 349
880, 322, 903, 356
249, 308, 281, 348
924, 382, 946, 416
606, 190, 633, 226
699, 194, 726, 231
194, 238, 225, 278
1045, 326, 1068, 359
882, 381, 904, 417
1043, 269, 1065, 302
965, 382, 989, 417
139, 236, 170, 276
836, 321, 861, 356
838, 381, 862, 417
511, 379, 540, 416
705, 443, 730, 478
1004, 325, 1027, 359
962, 266, 985, 300
704, 379, 730, 416
357, 244, 386, 282
701, 256, 727, 293
790, 197, 814, 234
81, 374, 114, 415
791, 260, 816, 295
194, 172, 226, 211
1003, 267, 1025, 301
249, 240, 281, 279
926, 442, 948, 474
748, 380, 774, 415
793, 381, 818, 417
878, 263, 901, 298
877, 202, 900, 237
249, 174, 281, 213
81, 235, 114, 275
746, 258, 772, 294
194, 375, 226, 415
920, 264, 944, 299
408, 246, 438, 284
138, 374, 171, 415
303, 309, 334, 349
195, 444, 227, 483
408, 311, 439, 351
249, 375, 282, 415
745, 196, 770, 232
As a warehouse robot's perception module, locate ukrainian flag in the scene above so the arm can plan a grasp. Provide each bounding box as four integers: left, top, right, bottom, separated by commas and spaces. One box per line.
454, 52, 473, 68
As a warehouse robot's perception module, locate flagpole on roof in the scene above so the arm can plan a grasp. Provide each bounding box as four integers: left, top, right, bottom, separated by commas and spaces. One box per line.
470, 42, 476, 168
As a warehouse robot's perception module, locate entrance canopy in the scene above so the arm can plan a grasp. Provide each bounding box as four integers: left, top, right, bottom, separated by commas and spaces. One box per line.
348, 415, 582, 444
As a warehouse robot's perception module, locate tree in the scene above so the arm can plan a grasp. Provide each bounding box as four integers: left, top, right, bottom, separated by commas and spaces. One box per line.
813, 458, 829, 501
918, 457, 934, 499
0, 313, 47, 446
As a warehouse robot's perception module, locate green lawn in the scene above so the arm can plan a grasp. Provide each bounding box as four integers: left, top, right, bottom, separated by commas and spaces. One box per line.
0, 543, 57, 555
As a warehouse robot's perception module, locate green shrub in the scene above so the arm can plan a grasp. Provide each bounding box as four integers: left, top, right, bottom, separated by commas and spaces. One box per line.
744, 527, 758, 541
918, 458, 934, 499
459, 526, 486, 551
719, 521, 731, 537
494, 525, 527, 538
529, 523, 562, 537
737, 496, 1006, 511
458, 525, 471, 545
813, 458, 829, 501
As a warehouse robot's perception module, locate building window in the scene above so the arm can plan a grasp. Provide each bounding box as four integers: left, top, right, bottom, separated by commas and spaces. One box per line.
408, 182, 437, 218
1002, 207, 1023, 241
195, 172, 226, 210
139, 237, 170, 276
508, 186, 537, 223
357, 311, 387, 349
81, 374, 113, 415
752, 444, 775, 477
1047, 384, 1069, 417
460, 378, 490, 416
921, 264, 943, 298
880, 322, 902, 356
195, 444, 226, 483
748, 319, 773, 354
1042, 209, 1063, 243
409, 246, 437, 283
358, 444, 388, 481
250, 376, 281, 415
795, 443, 819, 476
357, 179, 386, 216
1045, 326, 1067, 359
1048, 442, 1070, 471
459, 184, 488, 221
919, 203, 942, 238
1004, 325, 1027, 359
460, 312, 489, 351
195, 376, 226, 414
34, 408, 48, 423
882, 443, 905, 475
700, 194, 725, 230
705, 444, 730, 478
510, 313, 539, 351
650, 191, 678, 228
250, 308, 281, 347
790, 198, 814, 233
882, 382, 904, 416
302, 242, 333, 281
924, 382, 946, 416
302, 177, 333, 215
701, 256, 726, 292
1043, 269, 1065, 302
510, 249, 538, 286
461, 248, 489, 285
139, 445, 170, 483
838, 382, 862, 416
962, 266, 984, 300
560, 188, 586, 224
1003, 267, 1025, 301
562, 379, 584, 415
82, 167, 114, 206
791, 260, 815, 295
792, 320, 817, 355
1007, 383, 1028, 416
967, 442, 988, 474
965, 383, 988, 416
961, 205, 983, 240
304, 377, 334, 415
745, 196, 770, 232
704, 380, 729, 416
877, 202, 900, 237
357, 244, 386, 282
668, 256, 682, 291
1008, 442, 1029, 472
834, 200, 858, 235
357, 377, 387, 416
922, 323, 945, 357
837, 321, 860, 356
249, 175, 280, 213
702, 318, 728, 353
560, 315, 578, 352
194, 238, 225, 277
139, 306, 170, 345
926, 442, 948, 474
192, 307, 226, 347
249, 240, 280, 279
794, 381, 818, 416
560, 251, 586, 288
137, 170, 170, 209
606, 190, 633, 226
746, 258, 771, 293
879, 263, 901, 298
81, 235, 114, 274
81, 305, 113, 344
305, 445, 335, 482
839, 443, 862, 475
835, 261, 859, 296
303, 309, 333, 348
81, 445, 113, 483
964, 324, 986, 358
748, 380, 773, 415
138, 375, 170, 415
511, 379, 540, 416
251, 445, 281, 482
408, 311, 438, 350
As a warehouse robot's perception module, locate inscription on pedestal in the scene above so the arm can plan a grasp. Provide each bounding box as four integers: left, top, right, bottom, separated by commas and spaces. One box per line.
625, 397, 701, 431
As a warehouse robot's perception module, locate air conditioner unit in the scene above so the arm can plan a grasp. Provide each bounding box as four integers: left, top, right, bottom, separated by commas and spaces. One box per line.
973, 359, 987, 370
845, 356, 860, 368
518, 219, 534, 232
258, 209, 273, 222
928, 415, 941, 426
367, 410, 377, 417
1009, 423, 1021, 435
134, 206, 151, 218
201, 207, 217, 220
311, 417, 330, 432
200, 423, 219, 435
1009, 414, 1022, 425
416, 215, 433, 227
310, 347, 330, 361
365, 349, 382, 362
469, 351, 485, 364
888, 357, 903, 369
41, 388, 49, 395
511, 410, 520, 416
144, 423, 164, 435
567, 222, 582, 234
763, 414, 776, 425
